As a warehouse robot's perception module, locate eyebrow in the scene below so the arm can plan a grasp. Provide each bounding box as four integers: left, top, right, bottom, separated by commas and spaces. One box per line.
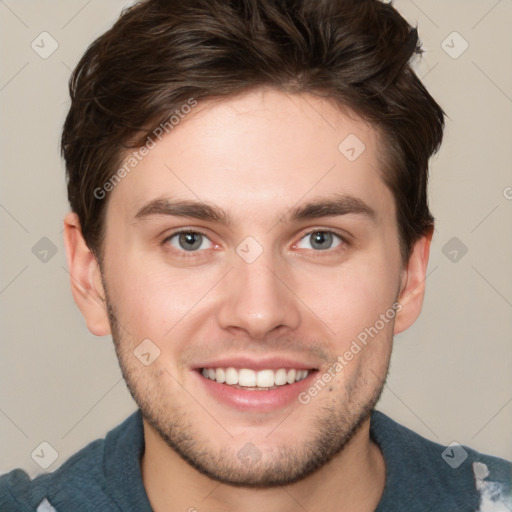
133, 193, 376, 226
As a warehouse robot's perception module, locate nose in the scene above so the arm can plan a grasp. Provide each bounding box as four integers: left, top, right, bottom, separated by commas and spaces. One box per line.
216, 248, 301, 340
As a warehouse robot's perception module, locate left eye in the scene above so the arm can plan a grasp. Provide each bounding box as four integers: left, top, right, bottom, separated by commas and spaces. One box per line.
166, 231, 213, 252
296, 231, 343, 251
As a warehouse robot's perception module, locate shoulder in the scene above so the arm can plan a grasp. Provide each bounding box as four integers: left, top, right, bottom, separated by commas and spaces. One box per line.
371, 410, 512, 512
0, 438, 106, 511
0, 411, 143, 512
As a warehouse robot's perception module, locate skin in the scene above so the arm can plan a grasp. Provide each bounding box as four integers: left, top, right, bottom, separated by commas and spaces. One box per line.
64, 87, 431, 512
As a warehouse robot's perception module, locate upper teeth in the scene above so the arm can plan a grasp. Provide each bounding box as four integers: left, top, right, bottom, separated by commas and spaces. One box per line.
201, 367, 309, 388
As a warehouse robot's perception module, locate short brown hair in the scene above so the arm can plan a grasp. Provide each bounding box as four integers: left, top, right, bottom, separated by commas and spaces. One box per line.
62, 0, 445, 262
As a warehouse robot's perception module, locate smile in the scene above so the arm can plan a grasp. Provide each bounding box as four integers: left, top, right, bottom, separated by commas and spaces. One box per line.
200, 367, 310, 390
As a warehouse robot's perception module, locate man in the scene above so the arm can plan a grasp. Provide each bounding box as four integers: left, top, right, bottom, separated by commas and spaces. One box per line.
1, 0, 510, 510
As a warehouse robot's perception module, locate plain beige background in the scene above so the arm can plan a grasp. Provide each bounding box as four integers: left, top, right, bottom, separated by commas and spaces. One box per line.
1, 0, 511, 478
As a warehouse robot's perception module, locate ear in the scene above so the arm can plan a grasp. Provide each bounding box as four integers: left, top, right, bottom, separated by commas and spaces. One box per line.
394, 227, 433, 335
63, 212, 111, 336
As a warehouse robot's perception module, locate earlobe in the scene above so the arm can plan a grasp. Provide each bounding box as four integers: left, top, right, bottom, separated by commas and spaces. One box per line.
394, 227, 433, 335
63, 212, 111, 337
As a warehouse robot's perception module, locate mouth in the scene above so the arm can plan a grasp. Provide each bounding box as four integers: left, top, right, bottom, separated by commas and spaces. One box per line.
200, 367, 311, 391
194, 360, 320, 412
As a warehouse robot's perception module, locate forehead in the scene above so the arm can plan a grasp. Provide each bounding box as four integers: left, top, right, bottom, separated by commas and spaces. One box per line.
108, 88, 393, 225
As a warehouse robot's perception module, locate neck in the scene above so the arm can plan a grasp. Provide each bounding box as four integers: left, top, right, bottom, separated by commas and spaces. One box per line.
141, 416, 386, 512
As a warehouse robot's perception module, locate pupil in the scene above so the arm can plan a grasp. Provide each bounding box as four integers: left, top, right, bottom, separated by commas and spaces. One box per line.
179, 232, 202, 251
311, 231, 332, 250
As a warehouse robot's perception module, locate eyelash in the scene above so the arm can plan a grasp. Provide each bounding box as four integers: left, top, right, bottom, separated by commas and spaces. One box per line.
161, 228, 349, 258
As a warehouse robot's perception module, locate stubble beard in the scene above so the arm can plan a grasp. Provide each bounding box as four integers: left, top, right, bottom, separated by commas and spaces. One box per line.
104, 291, 390, 488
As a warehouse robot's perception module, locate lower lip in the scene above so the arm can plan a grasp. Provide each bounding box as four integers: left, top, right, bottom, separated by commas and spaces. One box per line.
194, 370, 318, 412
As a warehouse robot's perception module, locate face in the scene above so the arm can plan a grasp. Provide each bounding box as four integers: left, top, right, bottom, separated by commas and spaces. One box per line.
90, 88, 411, 486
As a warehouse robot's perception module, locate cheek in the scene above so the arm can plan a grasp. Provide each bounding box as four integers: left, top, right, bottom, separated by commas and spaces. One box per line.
299, 254, 400, 343
105, 254, 218, 342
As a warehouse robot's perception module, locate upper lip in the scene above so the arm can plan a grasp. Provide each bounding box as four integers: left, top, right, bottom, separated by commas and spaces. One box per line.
193, 356, 321, 371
